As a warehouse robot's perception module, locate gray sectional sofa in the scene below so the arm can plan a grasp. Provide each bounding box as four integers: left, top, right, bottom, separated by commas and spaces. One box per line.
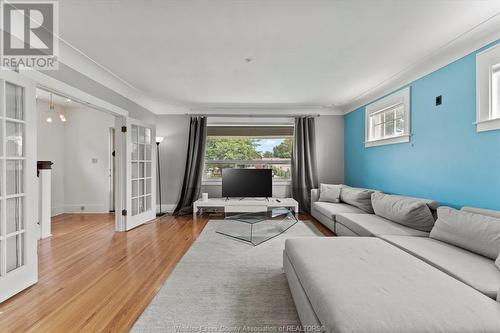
285, 185, 500, 332
311, 185, 440, 237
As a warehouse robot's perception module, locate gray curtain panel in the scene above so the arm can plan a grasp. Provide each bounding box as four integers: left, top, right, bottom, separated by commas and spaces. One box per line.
174, 116, 207, 215
292, 117, 319, 213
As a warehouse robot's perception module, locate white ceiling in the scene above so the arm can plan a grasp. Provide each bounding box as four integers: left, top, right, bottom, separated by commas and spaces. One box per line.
57, 0, 500, 113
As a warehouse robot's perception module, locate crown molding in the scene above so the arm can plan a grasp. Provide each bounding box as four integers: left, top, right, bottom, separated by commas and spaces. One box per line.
340, 13, 500, 114
187, 103, 344, 116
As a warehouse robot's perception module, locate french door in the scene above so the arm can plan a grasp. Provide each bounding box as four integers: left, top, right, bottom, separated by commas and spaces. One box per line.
123, 118, 156, 230
0, 71, 37, 302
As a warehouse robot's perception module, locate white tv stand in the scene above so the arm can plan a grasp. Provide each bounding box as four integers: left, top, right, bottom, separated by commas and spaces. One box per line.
193, 197, 299, 216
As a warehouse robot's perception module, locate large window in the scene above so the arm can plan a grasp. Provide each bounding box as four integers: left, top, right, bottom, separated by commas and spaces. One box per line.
204, 126, 293, 181
476, 44, 500, 132
365, 87, 410, 147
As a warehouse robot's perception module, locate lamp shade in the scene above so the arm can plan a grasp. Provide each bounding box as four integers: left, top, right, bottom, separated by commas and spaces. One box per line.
156, 136, 164, 144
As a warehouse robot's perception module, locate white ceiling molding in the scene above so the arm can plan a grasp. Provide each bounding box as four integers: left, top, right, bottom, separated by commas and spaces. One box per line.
56, 41, 189, 114
340, 14, 500, 114
188, 104, 343, 116
206, 117, 295, 126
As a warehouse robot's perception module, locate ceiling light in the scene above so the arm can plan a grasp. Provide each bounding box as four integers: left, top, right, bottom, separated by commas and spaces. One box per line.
46, 117, 52, 123
66, 98, 71, 103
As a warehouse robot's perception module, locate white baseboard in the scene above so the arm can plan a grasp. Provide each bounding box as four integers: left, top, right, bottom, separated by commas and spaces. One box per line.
64, 204, 110, 214
53, 204, 171, 216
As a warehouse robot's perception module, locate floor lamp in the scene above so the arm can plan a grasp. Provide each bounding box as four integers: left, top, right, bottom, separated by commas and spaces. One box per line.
156, 136, 165, 217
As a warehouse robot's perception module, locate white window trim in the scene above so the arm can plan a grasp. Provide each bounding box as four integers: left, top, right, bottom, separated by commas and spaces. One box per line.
476, 43, 500, 132
365, 87, 411, 148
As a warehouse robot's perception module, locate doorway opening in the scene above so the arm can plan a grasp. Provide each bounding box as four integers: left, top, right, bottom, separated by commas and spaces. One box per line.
36, 88, 118, 223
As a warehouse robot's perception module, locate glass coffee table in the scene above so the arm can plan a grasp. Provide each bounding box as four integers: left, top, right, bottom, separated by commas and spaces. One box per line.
216, 207, 298, 246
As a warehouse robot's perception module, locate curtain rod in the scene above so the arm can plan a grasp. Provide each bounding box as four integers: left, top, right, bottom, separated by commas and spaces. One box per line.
184, 113, 320, 118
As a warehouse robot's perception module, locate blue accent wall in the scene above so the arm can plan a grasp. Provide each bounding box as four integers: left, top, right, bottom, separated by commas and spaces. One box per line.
344, 40, 500, 210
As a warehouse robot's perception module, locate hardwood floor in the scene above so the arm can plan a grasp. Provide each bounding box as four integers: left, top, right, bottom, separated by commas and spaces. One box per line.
0, 212, 332, 333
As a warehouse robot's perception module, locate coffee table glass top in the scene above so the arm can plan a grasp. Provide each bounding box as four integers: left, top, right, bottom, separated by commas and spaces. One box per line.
217, 207, 298, 246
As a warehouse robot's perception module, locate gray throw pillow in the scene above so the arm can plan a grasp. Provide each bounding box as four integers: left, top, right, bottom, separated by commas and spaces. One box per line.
371, 192, 435, 232
318, 184, 341, 203
340, 185, 375, 213
430, 207, 500, 259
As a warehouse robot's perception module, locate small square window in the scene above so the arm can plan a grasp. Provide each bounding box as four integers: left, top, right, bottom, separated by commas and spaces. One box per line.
365, 87, 410, 147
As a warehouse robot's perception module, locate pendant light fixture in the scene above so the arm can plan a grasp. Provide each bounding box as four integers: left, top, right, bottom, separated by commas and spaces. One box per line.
45, 93, 69, 123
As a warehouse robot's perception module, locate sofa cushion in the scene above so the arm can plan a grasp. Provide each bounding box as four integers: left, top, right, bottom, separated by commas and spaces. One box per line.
336, 213, 429, 237
371, 192, 435, 232
312, 202, 366, 220
496, 255, 500, 270
388, 195, 440, 211
339, 185, 375, 213
430, 207, 500, 259
318, 183, 341, 203
284, 237, 500, 333
379, 235, 500, 299
462, 207, 500, 219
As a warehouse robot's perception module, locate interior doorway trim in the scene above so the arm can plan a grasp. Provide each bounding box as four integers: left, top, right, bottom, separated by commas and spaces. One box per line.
23, 69, 130, 231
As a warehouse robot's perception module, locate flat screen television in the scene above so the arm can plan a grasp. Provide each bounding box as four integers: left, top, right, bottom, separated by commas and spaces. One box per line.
222, 169, 272, 198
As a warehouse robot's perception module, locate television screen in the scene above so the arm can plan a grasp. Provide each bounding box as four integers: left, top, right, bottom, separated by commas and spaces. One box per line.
222, 169, 272, 198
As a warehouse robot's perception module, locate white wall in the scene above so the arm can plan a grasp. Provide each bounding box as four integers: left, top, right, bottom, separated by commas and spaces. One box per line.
37, 101, 66, 215
155, 115, 344, 211
156, 115, 190, 211
63, 105, 115, 213
37, 102, 115, 215
316, 115, 344, 184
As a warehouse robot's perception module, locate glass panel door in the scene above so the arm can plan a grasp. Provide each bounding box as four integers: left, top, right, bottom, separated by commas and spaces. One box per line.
130, 125, 153, 216
124, 119, 155, 230
0, 73, 37, 302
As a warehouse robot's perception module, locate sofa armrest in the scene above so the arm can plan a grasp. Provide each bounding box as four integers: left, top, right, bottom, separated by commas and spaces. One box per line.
311, 189, 320, 207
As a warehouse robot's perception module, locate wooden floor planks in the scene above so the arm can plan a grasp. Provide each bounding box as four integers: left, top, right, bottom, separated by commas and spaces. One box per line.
0, 212, 331, 333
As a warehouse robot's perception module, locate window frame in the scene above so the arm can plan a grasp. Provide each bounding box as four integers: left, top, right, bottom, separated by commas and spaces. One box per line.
476, 43, 500, 132
365, 87, 411, 148
202, 126, 293, 185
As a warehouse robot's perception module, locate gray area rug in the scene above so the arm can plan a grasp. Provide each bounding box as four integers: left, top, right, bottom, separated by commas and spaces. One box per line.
131, 220, 322, 333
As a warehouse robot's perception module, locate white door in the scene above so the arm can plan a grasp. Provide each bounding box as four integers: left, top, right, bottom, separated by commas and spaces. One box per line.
0, 71, 37, 302
123, 118, 156, 230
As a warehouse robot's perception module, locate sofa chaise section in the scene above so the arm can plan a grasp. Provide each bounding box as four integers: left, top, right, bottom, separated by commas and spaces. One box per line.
284, 237, 500, 333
